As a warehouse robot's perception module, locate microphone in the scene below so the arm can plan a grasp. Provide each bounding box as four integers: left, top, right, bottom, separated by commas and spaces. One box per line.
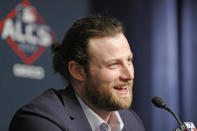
152, 96, 196, 131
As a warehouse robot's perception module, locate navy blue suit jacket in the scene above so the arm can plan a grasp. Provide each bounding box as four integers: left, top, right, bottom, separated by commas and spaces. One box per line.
9, 86, 145, 131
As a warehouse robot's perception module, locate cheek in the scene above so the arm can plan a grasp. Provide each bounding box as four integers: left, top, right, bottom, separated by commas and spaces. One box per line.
95, 69, 120, 83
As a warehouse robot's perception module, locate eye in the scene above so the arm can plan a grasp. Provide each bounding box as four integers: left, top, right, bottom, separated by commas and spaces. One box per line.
127, 57, 133, 65
128, 57, 133, 64
108, 63, 119, 69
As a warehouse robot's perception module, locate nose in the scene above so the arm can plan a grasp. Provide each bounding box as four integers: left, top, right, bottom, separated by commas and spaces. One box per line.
120, 63, 134, 81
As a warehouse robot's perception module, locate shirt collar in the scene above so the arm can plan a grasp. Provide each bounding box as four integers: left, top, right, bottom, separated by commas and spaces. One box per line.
76, 95, 124, 131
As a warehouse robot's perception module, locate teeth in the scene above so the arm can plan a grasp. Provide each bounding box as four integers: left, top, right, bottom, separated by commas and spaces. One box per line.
115, 86, 128, 89
121, 86, 127, 89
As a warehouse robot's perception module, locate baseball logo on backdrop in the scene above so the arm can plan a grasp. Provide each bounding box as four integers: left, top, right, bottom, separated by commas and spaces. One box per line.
0, 0, 55, 80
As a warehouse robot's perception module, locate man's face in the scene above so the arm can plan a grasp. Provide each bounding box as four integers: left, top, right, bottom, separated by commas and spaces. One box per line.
83, 33, 134, 111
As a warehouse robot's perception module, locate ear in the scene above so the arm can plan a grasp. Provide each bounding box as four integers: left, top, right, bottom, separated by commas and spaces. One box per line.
68, 61, 86, 81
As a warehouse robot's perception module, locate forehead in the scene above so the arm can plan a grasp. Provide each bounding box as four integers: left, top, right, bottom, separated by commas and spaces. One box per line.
87, 33, 132, 62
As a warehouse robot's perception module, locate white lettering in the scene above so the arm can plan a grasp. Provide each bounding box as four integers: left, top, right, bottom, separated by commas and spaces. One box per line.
1, 19, 14, 39
14, 20, 25, 42
1, 19, 52, 47
13, 64, 45, 80
25, 24, 37, 44
37, 26, 52, 46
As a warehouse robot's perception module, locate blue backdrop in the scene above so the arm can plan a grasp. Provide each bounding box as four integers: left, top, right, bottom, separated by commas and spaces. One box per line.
0, 0, 197, 131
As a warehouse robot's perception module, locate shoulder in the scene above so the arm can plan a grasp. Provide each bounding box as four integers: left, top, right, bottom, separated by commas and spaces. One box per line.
119, 108, 145, 131
19, 88, 66, 118
9, 88, 70, 131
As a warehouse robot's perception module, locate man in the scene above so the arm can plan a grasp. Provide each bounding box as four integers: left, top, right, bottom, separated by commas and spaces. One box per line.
9, 15, 145, 131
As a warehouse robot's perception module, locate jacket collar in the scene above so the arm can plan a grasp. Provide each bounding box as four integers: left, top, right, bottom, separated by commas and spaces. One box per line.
61, 84, 129, 131
60, 85, 92, 131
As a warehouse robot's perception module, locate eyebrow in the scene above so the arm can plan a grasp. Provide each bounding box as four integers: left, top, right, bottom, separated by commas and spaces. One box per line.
104, 53, 133, 63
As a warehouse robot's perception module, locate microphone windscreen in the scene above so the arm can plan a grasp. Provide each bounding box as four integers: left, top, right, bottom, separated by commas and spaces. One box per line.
152, 96, 166, 108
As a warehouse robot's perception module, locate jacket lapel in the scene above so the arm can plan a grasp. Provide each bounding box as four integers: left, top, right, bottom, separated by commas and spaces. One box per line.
119, 110, 129, 131
60, 85, 92, 131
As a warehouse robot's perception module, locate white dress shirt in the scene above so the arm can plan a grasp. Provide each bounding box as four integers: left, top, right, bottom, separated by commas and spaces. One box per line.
77, 95, 124, 131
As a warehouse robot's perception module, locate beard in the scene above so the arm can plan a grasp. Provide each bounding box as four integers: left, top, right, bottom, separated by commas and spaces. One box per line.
83, 76, 133, 111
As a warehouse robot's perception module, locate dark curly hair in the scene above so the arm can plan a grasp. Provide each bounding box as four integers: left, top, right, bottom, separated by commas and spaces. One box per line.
51, 15, 124, 81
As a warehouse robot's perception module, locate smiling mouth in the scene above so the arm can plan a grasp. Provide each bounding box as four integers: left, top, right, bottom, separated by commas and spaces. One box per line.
113, 85, 129, 95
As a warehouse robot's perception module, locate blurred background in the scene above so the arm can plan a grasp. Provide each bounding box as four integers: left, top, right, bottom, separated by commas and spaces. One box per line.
0, 0, 197, 130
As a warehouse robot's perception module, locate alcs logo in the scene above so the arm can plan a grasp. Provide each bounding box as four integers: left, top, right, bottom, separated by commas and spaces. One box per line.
0, 0, 55, 79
